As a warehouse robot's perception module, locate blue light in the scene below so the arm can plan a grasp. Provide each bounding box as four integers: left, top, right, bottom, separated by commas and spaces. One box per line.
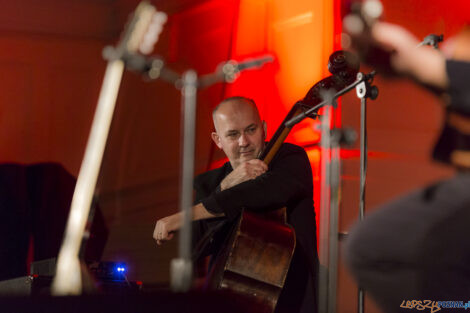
115, 265, 126, 273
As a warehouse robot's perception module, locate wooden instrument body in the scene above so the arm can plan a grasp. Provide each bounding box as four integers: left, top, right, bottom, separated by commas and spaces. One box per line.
208, 210, 295, 313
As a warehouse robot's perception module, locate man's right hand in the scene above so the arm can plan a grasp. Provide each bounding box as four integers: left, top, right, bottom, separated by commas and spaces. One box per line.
220, 159, 268, 190
347, 20, 448, 89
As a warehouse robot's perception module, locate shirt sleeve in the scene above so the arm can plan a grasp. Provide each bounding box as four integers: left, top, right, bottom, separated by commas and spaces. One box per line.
200, 144, 313, 220
446, 60, 470, 115
192, 168, 229, 261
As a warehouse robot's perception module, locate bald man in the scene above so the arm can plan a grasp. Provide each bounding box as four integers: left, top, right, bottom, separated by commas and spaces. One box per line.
154, 97, 318, 313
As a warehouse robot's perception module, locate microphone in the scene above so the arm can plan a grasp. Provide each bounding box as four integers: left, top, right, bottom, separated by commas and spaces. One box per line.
221, 55, 274, 82
234, 55, 275, 71
197, 55, 275, 88
417, 34, 444, 49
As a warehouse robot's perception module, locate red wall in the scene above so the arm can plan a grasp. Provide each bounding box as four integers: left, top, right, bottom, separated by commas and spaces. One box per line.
2, 0, 468, 310
1, 0, 339, 286
99, 0, 341, 284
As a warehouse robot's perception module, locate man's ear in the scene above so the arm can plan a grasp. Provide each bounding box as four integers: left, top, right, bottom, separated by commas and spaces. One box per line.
211, 132, 223, 149
262, 120, 267, 140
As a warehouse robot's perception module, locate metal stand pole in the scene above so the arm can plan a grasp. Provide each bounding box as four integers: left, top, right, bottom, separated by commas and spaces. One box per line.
318, 106, 357, 313
318, 106, 332, 313
357, 84, 369, 222
355, 72, 378, 313
327, 109, 342, 313
357, 96, 367, 313
170, 70, 198, 292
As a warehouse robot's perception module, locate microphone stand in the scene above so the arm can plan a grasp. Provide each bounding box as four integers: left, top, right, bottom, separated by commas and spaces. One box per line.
170, 69, 198, 292
143, 55, 273, 292
355, 72, 378, 313
285, 71, 378, 313
318, 108, 357, 313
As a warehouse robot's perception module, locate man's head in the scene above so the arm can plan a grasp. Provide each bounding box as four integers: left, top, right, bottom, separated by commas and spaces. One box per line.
211, 97, 266, 169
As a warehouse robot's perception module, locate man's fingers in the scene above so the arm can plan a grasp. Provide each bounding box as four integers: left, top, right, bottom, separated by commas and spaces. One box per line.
153, 221, 168, 242
221, 159, 269, 189
162, 229, 170, 240
154, 222, 163, 244
155, 230, 174, 245
372, 22, 419, 52
247, 159, 268, 172
248, 159, 268, 168
154, 213, 181, 245
243, 159, 268, 178
253, 164, 268, 175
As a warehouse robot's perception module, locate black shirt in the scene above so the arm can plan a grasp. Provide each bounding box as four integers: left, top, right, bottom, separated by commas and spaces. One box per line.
432, 60, 470, 165
447, 60, 470, 115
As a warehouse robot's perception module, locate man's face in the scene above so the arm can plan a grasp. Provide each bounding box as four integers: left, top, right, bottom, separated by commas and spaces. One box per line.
211, 100, 266, 169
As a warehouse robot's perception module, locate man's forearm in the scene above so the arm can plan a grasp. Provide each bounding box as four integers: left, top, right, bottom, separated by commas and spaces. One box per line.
403, 47, 448, 89
371, 22, 449, 90
192, 202, 224, 220
154, 202, 224, 244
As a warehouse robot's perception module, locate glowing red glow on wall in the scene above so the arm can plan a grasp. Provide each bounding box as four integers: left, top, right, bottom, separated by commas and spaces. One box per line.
222, 0, 341, 220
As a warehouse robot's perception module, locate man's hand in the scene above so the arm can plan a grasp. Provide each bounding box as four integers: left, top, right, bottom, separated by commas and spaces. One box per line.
153, 212, 181, 245
153, 203, 223, 246
371, 22, 420, 74
372, 22, 448, 89
348, 21, 448, 89
220, 159, 268, 190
